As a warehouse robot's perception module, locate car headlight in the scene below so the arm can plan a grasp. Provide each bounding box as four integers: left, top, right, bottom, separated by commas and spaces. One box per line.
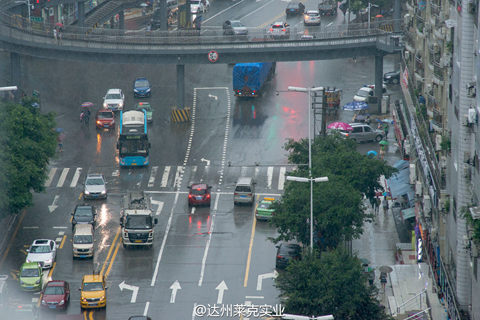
35, 279, 41, 284
59, 299, 64, 305
119, 102, 124, 107
146, 88, 151, 92
134, 88, 139, 92
84, 190, 90, 195
41, 299, 46, 305
101, 190, 106, 194
103, 102, 107, 108
26, 258, 31, 263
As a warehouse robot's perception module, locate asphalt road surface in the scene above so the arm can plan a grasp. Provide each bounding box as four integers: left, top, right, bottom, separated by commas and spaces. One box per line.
0, 1, 403, 319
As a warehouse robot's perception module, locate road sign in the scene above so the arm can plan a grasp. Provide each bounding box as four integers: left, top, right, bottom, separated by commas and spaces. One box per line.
207, 50, 219, 63
31, 17, 43, 22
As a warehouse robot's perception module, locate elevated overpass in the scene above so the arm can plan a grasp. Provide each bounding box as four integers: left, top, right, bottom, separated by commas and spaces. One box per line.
0, 11, 404, 109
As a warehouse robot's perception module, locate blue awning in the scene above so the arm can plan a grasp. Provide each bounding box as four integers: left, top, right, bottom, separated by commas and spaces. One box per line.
387, 168, 414, 199
401, 207, 416, 220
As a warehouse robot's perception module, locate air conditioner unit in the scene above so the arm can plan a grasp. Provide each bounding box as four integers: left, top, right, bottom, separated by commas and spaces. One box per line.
467, 82, 477, 98
416, 181, 423, 196
464, 165, 472, 180
468, 107, 477, 123
410, 164, 416, 184
440, 156, 447, 169
435, 134, 442, 151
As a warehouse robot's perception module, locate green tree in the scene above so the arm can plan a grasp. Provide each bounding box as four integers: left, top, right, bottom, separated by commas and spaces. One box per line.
0, 101, 57, 216
276, 249, 390, 320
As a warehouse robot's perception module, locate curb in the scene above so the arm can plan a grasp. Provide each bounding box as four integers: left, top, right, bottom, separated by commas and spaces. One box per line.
0, 214, 18, 257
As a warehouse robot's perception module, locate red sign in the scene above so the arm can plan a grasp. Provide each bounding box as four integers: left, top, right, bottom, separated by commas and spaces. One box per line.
207, 50, 219, 63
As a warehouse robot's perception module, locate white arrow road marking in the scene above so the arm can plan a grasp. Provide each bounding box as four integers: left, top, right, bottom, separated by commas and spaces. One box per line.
45, 167, 57, 187
256, 270, 278, 291
267, 167, 273, 189
151, 199, 164, 216
70, 167, 82, 188
148, 166, 158, 187
208, 94, 218, 100
174, 166, 183, 189
119, 281, 139, 303
161, 166, 171, 187
112, 169, 120, 177
216, 280, 228, 304
169, 280, 181, 303
191, 206, 196, 215
200, 158, 211, 166
143, 301, 150, 316
48, 195, 59, 213
278, 167, 286, 190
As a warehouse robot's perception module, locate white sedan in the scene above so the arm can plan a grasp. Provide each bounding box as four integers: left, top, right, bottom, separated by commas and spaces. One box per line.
26, 239, 56, 269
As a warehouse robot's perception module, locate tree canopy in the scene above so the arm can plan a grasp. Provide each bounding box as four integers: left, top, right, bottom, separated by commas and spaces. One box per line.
0, 100, 57, 216
275, 249, 390, 320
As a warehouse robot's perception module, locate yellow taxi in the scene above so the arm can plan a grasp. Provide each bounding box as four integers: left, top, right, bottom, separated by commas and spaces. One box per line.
80, 274, 107, 309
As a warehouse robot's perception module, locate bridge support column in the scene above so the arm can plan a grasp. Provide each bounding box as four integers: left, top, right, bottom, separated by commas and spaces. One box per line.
10, 52, 21, 94
177, 64, 185, 108
374, 53, 384, 114
77, 1, 85, 28
118, 11, 125, 30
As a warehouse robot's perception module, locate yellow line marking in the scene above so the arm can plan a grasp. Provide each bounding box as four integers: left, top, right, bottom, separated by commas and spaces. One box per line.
0, 209, 27, 270
37, 294, 41, 307
70, 215, 73, 223
100, 227, 121, 276
89, 310, 94, 320
257, 11, 286, 29
105, 236, 121, 279
78, 193, 83, 200
59, 235, 67, 249
23, 244, 30, 248
83, 310, 87, 320
48, 262, 56, 278
244, 195, 260, 287
10, 271, 16, 280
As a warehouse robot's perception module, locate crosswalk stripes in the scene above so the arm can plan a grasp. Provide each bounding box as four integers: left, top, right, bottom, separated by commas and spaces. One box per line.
43, 165, 291, 191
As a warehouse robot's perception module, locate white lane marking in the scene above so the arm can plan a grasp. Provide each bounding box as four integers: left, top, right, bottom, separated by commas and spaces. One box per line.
191, 206, 196, 215
148, 166, 158, 187
200, 158, 211, 166
256, 270, 278, 291
112, 169, 120, 177
118, 281, 139, 303
192, 302, 198, 320
174, 166, 183, 189
245, 296, 264, 299
70, 167, 82, 188
241, 166, 248, 177
267, 167, 273, 189
208, 94, 218, 100
170, 280, 181, 303
215, 280, 228, 304
53, 226, 68, 229
58, 231, 65, 236
56, 168, 70, 187
55, 237, 62, 243
45, 167, 57, 187
48, 195, 59, 213
198, 193, 220, 286
161, 166, 171, 187
143, 301, 150, 316
190, 165, 198, 184
278, 167, 286, 190
202, 1, 247, 23
23, 226, 39, 229
151, 199, 164, 216
241, 0, 276, 20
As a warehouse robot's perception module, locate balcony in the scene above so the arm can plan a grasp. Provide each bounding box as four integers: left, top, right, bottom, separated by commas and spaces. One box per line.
430, 3, 441, 17
433, 61, 444, 81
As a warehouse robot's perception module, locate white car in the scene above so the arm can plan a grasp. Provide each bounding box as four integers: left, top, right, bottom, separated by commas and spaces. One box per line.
353, 87, 374, 102
103, 88, 124, 112
190, 0, 209, 13
26, 239, 56, 269
83, 173, 107, 200
304, 10, 321, 26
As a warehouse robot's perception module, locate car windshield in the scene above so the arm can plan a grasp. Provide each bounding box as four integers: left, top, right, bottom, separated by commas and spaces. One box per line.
21, 268, 39, 277
105, 93, 121, 100
191, 188, 206, 195
83, 282, 103, 291
357, 90, 370, 97
86, 178, 104, 185
258, 202, 272, 209
75, 207, 93, 217
137, 105, 151, 111
190, 0, 200, 4
74, 235, 93, 244
30, 245, 51, 253
135, 80, 149, 87
231, 21, 243, 27
125, 216, 153, 229
307, 12, 319, 17
97, 112, 113, 119
44, 286, 64, 295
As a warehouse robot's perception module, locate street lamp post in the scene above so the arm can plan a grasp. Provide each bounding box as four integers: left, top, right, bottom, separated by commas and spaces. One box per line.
287, 86, 328, 251
15, 0, 31, 22
367, 2, 379, 30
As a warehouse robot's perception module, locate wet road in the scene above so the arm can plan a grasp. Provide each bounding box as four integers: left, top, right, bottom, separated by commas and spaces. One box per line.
0, 1, 403, 319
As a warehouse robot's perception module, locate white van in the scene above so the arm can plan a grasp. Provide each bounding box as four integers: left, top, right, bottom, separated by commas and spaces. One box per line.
233, 177, 255, 205
73, 224, 94, 259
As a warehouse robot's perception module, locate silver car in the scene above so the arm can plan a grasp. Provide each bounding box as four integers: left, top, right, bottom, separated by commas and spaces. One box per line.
267, 22, 290, 39
83, 174, 107, 200
223, 20, 248, 36
304, 10, 321, 26
26, 239, 56, 269
340, 123, 384, 143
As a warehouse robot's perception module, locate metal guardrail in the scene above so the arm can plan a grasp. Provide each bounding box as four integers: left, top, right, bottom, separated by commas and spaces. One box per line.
0, 11, 403, 49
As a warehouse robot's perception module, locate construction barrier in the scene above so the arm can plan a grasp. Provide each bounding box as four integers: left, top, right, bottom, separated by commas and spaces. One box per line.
171, 107, 190, 123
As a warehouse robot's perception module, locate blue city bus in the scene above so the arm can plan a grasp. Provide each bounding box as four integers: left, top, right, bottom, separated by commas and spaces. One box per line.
118, 110, 150, 167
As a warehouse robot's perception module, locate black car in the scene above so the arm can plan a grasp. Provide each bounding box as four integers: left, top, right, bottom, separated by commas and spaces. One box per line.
71, 205, 96, 231
275, 243, 302, 269
285, 1, 305, 16
383, 70, 400, 84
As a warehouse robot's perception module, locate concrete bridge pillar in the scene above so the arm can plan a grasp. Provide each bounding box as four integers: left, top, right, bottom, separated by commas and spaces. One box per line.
177, 64, 185, 108
77, 1, 85, 28
118, 11, 125, 30
374, 53, 384, 114
10, 52, 21, 92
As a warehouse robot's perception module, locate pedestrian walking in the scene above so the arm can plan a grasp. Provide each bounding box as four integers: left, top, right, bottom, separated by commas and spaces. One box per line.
382, 196, 389, 212
53, 28, 58, 42
58, 27, 63, 44
380, 271, 387, 290
375, 197, 381, 215
379, 145, 386, 160
57, 132, 65, 152
383, 122, 389, 138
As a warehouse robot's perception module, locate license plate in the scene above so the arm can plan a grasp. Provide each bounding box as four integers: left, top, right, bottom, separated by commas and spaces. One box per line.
240, 195, 247, 198
135, 240, 143, 243
49, 305, 57, 309
132, 163, 137, 166
104, 124, 109, 127
90, 303, 98, 306
196, 196, 202, 200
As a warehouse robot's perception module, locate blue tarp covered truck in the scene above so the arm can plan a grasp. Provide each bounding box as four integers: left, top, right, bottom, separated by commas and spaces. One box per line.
232, 62, 276, 97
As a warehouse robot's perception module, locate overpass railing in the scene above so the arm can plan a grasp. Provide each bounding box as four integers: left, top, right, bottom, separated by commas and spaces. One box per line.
0, 11, 403, 48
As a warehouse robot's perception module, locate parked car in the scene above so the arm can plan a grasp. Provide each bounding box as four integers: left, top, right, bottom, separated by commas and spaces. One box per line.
285, 1, 305, 16
353, 86, 374, 102
267, 22, 290, 39
103, 88, 124, 112
133, 78, 151, 98
223, 20, 248, 36
40, 280, 70, 310
26, 239, 56, 269
340, 123, 384, 143
136, 102, 153, 123
383, 70, 400, 84
303, 10, 321, 26
275, 243, 302, 269
95, 109, 115, 130
188, 183, 212, 206
190, 0, 209, 13
83, 174, 107, 200
19, 262, 43, 291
